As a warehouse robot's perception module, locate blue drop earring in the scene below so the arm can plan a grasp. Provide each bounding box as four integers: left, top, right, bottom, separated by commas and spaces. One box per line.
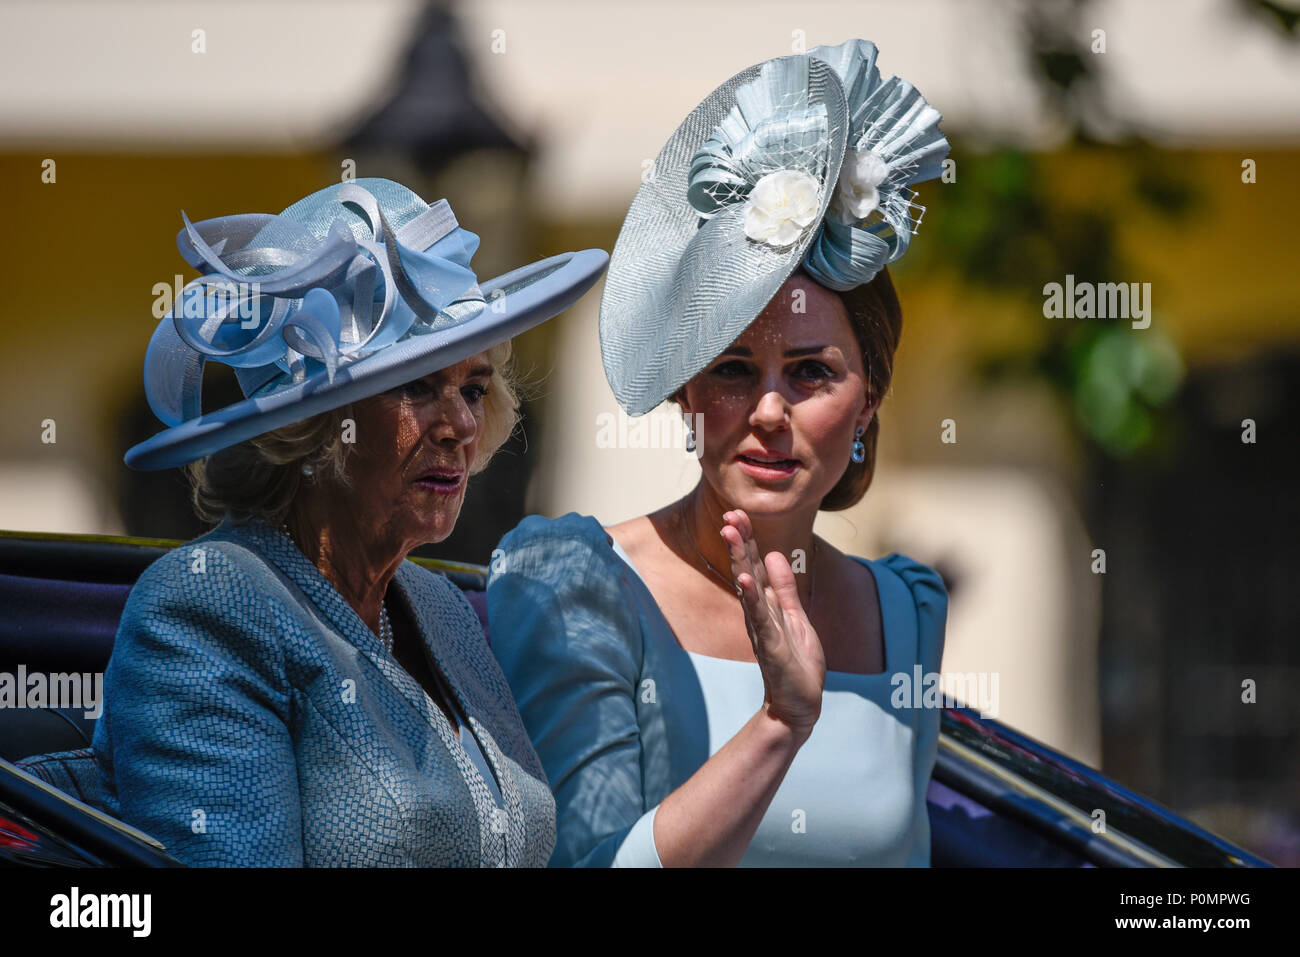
850, 425, 866, 464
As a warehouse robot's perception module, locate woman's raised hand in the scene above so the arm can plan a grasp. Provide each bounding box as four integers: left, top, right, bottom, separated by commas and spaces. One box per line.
719, 509, 825, 740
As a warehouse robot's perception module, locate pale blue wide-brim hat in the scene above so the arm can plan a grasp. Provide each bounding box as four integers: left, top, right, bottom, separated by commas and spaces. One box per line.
127, 177, 608, 470
599, 39, 949, 416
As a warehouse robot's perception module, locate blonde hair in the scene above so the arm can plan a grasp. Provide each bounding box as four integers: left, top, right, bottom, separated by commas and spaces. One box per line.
187, 340, 520, 526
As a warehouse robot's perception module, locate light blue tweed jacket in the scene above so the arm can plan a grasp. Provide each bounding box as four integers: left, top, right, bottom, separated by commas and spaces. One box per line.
91, 517, 555, 867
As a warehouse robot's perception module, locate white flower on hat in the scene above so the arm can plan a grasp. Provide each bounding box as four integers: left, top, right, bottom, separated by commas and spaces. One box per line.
743, 169, 821, 248
829, 147, 890, 225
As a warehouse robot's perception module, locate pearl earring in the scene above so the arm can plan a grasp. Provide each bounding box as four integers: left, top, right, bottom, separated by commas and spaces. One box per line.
685, 425, 696, 454
850, 425, 866, 464
300, 462, 314, 477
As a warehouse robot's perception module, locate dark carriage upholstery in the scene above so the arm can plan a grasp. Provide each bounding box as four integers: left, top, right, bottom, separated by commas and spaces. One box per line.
0, 545, 1088, 867
0, 568, 490, 764
0, 574, 122, 762
0, 566, 491, 764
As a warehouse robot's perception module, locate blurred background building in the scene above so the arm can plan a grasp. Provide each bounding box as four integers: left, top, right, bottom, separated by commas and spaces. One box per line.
0, 0, 1296, 864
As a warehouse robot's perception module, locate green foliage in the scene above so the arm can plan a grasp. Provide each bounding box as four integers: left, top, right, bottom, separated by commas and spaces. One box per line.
901, 0, 1214, 460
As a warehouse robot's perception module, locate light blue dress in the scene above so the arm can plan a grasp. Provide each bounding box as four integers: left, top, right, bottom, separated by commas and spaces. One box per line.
486, 513, 948, 867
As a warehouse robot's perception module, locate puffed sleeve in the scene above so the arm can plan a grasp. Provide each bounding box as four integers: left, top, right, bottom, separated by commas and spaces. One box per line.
487, 514, 658, 868
885, 553, 950, 868
92, 542, 302, 867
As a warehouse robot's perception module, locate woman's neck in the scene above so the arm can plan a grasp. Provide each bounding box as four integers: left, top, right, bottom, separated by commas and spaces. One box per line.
282, 502, 406, 632
679, 483, 819, 597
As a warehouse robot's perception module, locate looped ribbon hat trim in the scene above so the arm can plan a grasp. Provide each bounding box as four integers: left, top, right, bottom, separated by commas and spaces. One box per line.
144, 179, 484, 428
686, 38, 949, 291
598, 38, 949, 416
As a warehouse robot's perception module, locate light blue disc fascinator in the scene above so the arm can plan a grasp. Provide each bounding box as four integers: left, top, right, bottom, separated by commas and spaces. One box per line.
127, 177, 608, 470
599, 39, 948, 416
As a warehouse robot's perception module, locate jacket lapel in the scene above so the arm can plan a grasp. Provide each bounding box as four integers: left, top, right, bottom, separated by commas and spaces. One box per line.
394, 562, 523, 864
219, 519, 454, 741
216, 518, 511, 864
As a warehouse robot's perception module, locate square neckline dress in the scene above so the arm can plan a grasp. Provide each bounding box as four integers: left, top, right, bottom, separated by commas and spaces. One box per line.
486, 512, 949, 867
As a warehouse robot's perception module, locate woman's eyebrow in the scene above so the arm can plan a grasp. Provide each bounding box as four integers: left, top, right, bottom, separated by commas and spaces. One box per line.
468, 363, 494, 378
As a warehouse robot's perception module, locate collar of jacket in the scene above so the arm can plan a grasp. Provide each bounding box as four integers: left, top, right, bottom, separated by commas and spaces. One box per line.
198, 515, 527, 864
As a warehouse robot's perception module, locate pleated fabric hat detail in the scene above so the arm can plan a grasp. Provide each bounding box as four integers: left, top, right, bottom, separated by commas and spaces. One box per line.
599, 39, 948, 416
127, 177, 608, 470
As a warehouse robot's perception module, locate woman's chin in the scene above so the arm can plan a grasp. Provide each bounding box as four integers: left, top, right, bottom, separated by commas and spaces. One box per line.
719, 475, 821, 515
399, 504, 462, 547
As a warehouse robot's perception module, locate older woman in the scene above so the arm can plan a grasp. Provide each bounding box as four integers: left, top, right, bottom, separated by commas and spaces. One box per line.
75, 178, 606, 866
487, 40, 950, 866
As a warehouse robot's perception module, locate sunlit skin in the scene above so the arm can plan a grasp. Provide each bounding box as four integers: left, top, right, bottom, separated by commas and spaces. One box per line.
606, 272, 888, 866
611, 272, 884, 675
683, 291, 871, 527
283, 353, 493, 670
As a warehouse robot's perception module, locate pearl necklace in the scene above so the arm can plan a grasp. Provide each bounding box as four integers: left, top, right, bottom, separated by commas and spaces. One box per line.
375, 599, 394, 656
677, 497, 816, 609
281, 522, 393, 655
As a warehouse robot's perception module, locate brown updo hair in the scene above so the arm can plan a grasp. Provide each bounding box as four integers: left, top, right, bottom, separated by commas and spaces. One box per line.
815, 264, 904, 512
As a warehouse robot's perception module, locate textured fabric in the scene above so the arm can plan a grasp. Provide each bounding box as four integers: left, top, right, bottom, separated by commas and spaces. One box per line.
129, 176, 609, 471
599, 57, 847, 416
599, 39, 948, 416
458, 718, 504, 808
487, 512, 947, 868
17, 748, 113, 810
801, 39, 949, 291
90, 516, 555, 867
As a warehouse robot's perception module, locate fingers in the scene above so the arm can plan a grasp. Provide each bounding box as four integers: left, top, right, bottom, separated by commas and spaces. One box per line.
720, 521, 749, 582
720, 512, 780, 653
763, 550, 806, 621
721, 508, 754, 545
719, 519, 743, 553
722, 509, 769, 593
711, 509, 822, 706
720, 509, 805, 629
733, 570, 766, 632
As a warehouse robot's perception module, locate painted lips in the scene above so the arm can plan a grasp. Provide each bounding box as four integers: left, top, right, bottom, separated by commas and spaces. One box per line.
735, 453, 800, 479
414, 470, 465, 494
